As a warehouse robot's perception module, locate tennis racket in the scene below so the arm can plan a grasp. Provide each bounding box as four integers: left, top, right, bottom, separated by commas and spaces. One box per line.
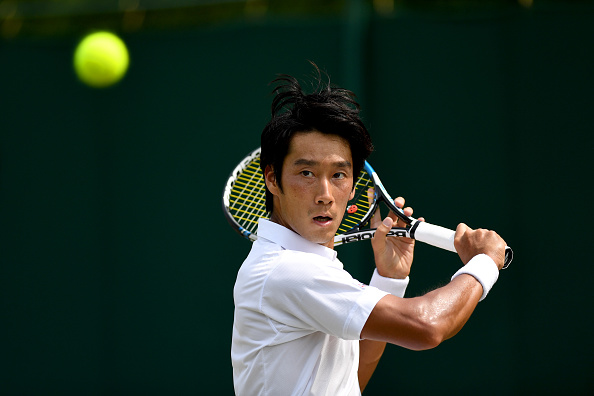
223, 147, 513, 269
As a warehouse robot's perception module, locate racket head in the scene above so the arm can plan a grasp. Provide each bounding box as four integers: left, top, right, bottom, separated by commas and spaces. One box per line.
222, 148, 269, 241
223, 149, 379, 241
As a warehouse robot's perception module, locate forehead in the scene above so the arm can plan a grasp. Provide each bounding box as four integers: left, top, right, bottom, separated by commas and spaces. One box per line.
286, 131, 353, 164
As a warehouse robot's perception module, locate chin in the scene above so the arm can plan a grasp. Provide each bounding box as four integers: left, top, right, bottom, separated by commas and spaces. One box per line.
296, 223, 339, 246
309, 231, 337, 247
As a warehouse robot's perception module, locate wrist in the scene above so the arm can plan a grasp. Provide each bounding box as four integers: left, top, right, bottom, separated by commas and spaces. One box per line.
370, 269, 409, 298
376, 267, 410, 279
451, 254, 499, 301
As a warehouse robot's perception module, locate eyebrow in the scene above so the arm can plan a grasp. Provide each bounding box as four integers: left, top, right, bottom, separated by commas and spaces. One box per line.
293, 158, 352, 168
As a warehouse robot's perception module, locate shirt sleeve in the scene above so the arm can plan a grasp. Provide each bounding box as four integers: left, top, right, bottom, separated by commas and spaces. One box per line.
260, 251, 388, 340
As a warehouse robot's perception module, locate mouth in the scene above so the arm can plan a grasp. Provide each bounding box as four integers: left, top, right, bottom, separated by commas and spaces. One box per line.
313, 216, 333, 225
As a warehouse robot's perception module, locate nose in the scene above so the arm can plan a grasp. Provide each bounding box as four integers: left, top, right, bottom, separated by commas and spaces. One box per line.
316, 178, 333, 205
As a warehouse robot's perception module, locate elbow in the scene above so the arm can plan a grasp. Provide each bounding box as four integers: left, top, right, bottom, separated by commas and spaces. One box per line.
409, 327, 445, 351
406, 326, 444, 351
406, 307, 449, 351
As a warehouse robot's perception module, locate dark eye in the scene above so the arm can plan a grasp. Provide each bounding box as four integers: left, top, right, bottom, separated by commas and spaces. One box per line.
334, 172, 346, 179
301, 170, 313, 177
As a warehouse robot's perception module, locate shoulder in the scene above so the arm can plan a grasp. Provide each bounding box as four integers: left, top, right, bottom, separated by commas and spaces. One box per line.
271, 249, 345, 281
264, 250, 364, 301
234, 241, 327, 291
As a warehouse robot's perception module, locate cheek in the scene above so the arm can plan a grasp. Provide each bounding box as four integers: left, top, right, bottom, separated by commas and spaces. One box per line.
339, 183, 355, 201
284, 177, 311, 198
280, 185, 310, 212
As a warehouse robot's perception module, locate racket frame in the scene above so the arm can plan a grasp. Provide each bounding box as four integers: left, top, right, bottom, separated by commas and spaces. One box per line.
222, 147, 266, 242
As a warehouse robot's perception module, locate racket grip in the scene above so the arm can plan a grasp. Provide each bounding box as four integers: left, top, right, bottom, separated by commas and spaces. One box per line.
411, 221, 456, 252
410, 221, 513, 269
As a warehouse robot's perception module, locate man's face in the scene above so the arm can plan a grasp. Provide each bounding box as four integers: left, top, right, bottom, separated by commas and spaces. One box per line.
264, 131, 355, 248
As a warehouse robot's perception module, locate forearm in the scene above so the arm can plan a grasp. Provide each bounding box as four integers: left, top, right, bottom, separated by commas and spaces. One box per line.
425, 254, 500, 341
358, 270, 409, 390
421, 274, 483, 342
361, 274, 483, 350
358, 339, 386, 392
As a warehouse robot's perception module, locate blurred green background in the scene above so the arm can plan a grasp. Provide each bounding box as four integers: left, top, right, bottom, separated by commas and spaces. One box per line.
1, 0, 593, 394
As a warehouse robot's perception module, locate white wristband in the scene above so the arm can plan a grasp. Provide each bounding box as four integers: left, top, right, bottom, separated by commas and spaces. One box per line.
451, 254, 499, 302
369, 269, 409, 298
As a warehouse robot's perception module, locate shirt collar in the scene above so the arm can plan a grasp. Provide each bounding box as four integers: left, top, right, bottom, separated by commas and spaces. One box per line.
257, 218, 338, 261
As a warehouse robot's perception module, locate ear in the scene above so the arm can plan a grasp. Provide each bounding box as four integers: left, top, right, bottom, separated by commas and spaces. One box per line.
264, 165, 280, 196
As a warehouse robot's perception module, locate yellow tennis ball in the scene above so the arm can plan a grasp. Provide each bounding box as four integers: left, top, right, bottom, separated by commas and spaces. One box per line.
74, 31, 129, 88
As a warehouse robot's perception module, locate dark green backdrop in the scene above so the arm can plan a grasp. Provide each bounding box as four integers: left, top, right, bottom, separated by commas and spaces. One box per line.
2, 2, 593, 395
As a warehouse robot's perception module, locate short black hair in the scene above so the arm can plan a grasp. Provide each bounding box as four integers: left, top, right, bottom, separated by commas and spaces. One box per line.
260, 63, 374, 212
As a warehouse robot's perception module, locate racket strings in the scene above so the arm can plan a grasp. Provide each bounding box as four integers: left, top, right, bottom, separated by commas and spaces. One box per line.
337, 170, 374, 234
228, 157, 375, 237
229, 158, 269, 233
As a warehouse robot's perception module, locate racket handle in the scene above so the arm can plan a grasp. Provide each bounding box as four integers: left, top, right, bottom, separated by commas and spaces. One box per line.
411, 221, 456, 252
410, 221, 513, 269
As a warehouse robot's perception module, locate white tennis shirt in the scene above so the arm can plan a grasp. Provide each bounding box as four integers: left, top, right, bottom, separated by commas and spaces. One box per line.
231, 219, 398, 396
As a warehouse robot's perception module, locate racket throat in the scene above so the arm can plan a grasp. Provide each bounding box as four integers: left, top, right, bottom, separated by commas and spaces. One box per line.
408, 220, 422, 239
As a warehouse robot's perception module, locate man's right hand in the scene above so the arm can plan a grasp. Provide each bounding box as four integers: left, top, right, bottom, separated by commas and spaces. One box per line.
454, 223, 507, 270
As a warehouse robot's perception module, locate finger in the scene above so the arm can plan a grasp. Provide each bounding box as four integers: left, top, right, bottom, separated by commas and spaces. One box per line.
388, 197, 406, 225
455, 223, 469, 238
372, 216, 393, 248
454, 223, 469, 251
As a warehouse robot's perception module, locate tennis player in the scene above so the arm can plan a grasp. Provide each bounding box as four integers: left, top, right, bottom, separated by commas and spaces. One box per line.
231, 66, 507, 395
